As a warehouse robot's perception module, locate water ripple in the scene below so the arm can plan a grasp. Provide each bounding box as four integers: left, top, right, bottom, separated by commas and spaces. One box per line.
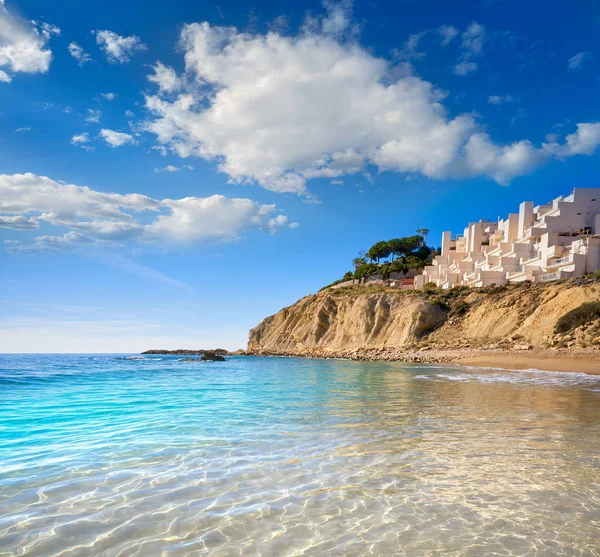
1, 354, 600, 556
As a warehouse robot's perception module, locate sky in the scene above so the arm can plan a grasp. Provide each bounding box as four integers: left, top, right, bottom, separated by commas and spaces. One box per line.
0, 0, 599, 352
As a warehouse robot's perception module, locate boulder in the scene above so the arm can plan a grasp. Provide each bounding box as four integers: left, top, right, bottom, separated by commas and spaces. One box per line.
200, 352, 226, 361
513, 343, 533, 351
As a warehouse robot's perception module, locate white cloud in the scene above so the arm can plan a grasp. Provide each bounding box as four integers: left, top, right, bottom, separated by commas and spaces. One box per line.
151, 145, 167, 156
100, 129, 136, 147
453, 61, 477, 75
147, 62, 182, 93
85, 109, 102, 123
0, 173, 297, 251
0, 69, 10, 82
438, 25, 458, 46
487, 94, 514, 105
452, 22, 484, 77
461, 22, 485, 57
552, 123, 600, 156
125, 109, 135, 118
0, 5, 59, 80
71, 132, 90, 144
395, 32, 426, 62
101, 92, 117, 100
0, 215, 39, 230
95, 30, 147, 64
15, 127, 30, 132
71, 132, 94, 151
568, 51, 592, 71
141, 6, 600, 192
68, 42, 92, 66
154, 164, 193, 173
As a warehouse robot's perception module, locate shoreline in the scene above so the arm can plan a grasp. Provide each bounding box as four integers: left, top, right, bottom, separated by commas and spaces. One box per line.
244, 348, 600, 374
452, 352, 600, 374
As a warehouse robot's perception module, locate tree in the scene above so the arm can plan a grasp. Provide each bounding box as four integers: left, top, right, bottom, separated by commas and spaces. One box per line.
367, 241, 391, 264
387, 238, 404, 261
354, 262, 379, 283
352, 254, 367, 269
416, 228, 429, 246
403, 235, 423, 254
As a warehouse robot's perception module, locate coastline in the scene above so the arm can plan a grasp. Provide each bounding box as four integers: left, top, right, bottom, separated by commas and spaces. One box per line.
453, 351, 600, 374
244, 348, 600, 374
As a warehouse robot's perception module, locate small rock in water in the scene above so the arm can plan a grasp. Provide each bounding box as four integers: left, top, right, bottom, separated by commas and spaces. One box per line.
200, 352, 226, 361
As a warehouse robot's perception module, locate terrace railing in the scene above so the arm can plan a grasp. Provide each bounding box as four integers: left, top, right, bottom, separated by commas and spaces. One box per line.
538, 271, 560, 282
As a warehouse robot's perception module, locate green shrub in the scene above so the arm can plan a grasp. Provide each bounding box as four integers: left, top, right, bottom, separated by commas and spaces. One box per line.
555, 302, 600, 333
430, 298, 450, 312
423, 282, 437, 292
449, 300, 470, 317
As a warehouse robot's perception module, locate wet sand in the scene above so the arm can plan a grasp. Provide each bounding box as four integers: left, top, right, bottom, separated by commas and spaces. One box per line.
455, 351, 600, 374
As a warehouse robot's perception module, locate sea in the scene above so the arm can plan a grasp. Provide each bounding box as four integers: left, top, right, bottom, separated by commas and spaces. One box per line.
1, 354, 600, 556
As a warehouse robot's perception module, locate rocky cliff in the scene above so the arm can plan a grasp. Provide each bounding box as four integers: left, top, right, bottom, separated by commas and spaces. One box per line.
247, 280, 600, 358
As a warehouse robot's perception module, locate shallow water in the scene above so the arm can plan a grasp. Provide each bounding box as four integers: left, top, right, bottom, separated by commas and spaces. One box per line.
1, 354, 600, 556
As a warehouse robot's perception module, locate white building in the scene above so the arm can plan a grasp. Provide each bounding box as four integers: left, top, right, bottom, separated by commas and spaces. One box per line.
415, 188, 600, 289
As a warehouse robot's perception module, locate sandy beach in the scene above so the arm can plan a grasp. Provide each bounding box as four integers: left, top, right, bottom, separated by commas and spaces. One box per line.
454, 351, 600, 374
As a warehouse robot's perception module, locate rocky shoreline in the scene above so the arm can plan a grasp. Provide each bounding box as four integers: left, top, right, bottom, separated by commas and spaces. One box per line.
142, 349, 231, 355
244, 346, 600, 372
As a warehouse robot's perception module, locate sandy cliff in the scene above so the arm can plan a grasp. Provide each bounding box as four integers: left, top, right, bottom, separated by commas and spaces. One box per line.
247, 280, 600, 358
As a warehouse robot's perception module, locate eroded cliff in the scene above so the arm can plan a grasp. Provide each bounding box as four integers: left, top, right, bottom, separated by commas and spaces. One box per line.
247, 280, 600, 357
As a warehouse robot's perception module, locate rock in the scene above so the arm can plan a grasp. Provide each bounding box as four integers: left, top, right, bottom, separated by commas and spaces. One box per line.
513, 344, 533, 351
200, 352, 226, 361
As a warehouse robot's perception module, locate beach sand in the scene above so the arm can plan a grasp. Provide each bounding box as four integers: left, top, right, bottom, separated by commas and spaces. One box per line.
455, 351, 600, 374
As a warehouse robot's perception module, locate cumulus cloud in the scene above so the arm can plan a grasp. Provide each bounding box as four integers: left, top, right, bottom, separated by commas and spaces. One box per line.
100, 129, 136, 147
101, 92, 116, 100
68, 42, 92, 66
568, 51, 592, 71
141, 5, 600, 193
0, 215, 39, 230
488, 94, 514, 105
0, 4, 59, 80
147, 62, 182, 93
95, 30, 147, 64
0, 173, 296, 252
85, 109, 101, 123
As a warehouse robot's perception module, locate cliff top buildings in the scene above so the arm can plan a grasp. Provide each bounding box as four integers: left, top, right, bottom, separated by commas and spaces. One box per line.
415, 188, 600, 289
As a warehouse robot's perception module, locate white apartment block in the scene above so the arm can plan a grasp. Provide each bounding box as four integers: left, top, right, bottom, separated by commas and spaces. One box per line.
415, 188, 600, 289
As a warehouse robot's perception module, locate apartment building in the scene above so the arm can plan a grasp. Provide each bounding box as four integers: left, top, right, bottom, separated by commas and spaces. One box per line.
414, 188, 600, 289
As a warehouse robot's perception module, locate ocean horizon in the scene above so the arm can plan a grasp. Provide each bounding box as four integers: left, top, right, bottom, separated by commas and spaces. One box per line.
2, 353, 600, 556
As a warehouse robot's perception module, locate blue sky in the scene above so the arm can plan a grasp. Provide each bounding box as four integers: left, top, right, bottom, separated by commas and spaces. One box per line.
1, 0, 599, 352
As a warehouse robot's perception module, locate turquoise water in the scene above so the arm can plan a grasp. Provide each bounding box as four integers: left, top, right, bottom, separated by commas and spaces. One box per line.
2, 355, 600, 556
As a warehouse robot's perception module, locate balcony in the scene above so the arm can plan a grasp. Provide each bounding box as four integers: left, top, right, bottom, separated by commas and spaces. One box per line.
538, 271, 560, 282
546, 254, 573, 268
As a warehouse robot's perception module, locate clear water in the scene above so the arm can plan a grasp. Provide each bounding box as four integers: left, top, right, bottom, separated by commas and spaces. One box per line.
1, 354, 600, 556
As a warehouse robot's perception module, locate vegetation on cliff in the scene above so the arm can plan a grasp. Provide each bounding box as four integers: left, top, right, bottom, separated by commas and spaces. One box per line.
321, 230, 440, 290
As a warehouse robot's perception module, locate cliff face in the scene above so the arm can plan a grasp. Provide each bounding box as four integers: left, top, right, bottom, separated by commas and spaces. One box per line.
247, 282, 600, 356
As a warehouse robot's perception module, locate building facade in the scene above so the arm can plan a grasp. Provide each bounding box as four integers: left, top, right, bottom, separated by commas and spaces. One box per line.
414, 188, 600, 289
